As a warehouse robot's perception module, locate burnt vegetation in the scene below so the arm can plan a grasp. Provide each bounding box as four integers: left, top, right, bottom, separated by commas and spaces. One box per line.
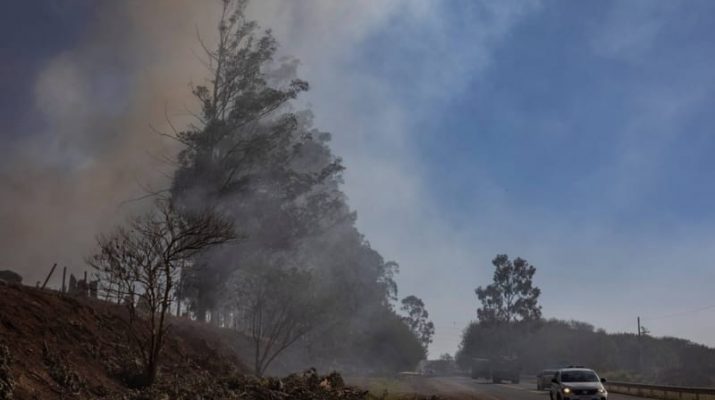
80, 0, 431, 390
0, 276, 438, 399
88, 198, 235, 385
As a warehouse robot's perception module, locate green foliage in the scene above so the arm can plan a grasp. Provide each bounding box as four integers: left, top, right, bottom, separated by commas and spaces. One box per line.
167, 0, 423, 374
456, 318, 715, 387
475, 254, 541, 324
171, 0, 346, 321
354, 309, 427, 373
400, 295, 435, 352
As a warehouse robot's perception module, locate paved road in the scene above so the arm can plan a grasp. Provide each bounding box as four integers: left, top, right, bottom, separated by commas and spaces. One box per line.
422, 376, 652, 400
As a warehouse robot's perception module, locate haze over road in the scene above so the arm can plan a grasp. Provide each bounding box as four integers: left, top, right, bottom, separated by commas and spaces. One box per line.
394, 377, 650, 400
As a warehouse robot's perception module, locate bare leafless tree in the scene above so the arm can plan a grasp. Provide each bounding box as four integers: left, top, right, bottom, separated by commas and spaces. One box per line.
227, 265, 320, 376
89, 198, 235, 385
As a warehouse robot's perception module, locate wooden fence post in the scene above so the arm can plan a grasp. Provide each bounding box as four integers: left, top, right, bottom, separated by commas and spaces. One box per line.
41, 263, 58, 289
61, 266, 67, 293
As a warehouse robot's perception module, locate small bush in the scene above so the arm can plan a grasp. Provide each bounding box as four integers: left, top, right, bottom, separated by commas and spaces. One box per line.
0, 343, 15, 400
42, 342, 83, 395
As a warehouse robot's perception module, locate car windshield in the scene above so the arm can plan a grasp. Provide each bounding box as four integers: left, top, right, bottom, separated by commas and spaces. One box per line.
561, 371, 599, 382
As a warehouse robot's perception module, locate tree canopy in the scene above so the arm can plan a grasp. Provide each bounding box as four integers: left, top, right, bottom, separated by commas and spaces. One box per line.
165, 0, 424, 374
400, 295, 435, 352
89, 0, 426, 379
475, 254, 541, 324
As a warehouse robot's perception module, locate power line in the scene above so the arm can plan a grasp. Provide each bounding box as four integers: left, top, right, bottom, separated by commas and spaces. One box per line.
641, 304, 715, 321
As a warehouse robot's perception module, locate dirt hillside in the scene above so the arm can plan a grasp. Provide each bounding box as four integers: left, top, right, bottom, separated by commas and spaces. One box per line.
0, 281, 248, 399
0, 281, 444, 400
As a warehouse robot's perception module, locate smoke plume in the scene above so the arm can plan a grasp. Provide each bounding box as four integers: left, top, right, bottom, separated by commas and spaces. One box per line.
0, 1, 226, 284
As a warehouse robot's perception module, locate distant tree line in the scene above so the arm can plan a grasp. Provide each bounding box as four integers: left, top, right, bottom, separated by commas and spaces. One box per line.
457, 319, 715, 387
457, 254, 715, 387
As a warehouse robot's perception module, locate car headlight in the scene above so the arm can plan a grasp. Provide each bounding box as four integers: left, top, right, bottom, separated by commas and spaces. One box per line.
598, 387, 607, 393
563, 388, 571, 394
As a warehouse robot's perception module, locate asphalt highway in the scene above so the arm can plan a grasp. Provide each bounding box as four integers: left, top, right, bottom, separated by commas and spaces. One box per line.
419, 376, 652, 400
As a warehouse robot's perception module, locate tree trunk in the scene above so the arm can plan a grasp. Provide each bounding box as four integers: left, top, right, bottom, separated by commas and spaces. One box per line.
145, 357, 159, 387
254, 338, 263, 377
196, 306, 207, 323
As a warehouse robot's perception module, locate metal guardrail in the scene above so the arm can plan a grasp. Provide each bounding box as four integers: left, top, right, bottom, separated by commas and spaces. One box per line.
607, 381, 715, 400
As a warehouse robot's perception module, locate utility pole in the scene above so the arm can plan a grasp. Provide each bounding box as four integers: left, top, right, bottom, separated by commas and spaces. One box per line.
637, 316, 642, 371
637, 316, 641, 338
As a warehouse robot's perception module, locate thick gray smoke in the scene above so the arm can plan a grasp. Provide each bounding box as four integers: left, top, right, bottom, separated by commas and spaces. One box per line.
0, 1, 541, 357
0, 0, 420, 287
0, 1, 222, 285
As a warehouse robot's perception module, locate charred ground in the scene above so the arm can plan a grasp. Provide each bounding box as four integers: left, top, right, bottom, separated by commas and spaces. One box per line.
0, 282, 436, 400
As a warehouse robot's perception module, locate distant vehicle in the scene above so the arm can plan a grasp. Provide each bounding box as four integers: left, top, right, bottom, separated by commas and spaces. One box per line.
470, 356, 521, 384
490, 356, 520, 384
537, 369, 558, 390
549, 368, 607, 400
470, 358, 491, 380
418, 359, 458, 376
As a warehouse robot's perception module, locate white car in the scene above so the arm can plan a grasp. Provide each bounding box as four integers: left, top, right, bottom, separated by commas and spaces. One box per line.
549, 368, 608, 400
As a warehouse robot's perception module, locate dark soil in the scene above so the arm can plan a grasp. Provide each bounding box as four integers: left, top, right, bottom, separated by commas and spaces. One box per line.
0, 282, 439, 400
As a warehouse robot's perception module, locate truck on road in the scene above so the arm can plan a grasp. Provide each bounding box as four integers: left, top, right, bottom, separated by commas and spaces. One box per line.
470, 356, 521, 384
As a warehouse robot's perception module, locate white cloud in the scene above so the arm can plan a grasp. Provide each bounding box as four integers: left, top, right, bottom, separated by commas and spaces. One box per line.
590, 0, 676, 61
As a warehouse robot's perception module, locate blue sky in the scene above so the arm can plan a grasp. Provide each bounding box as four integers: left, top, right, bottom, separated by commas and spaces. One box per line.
0, 1, 92, 146
362, 0, 715, 228
278, 0, 715, 355
3, 0, 715, 357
